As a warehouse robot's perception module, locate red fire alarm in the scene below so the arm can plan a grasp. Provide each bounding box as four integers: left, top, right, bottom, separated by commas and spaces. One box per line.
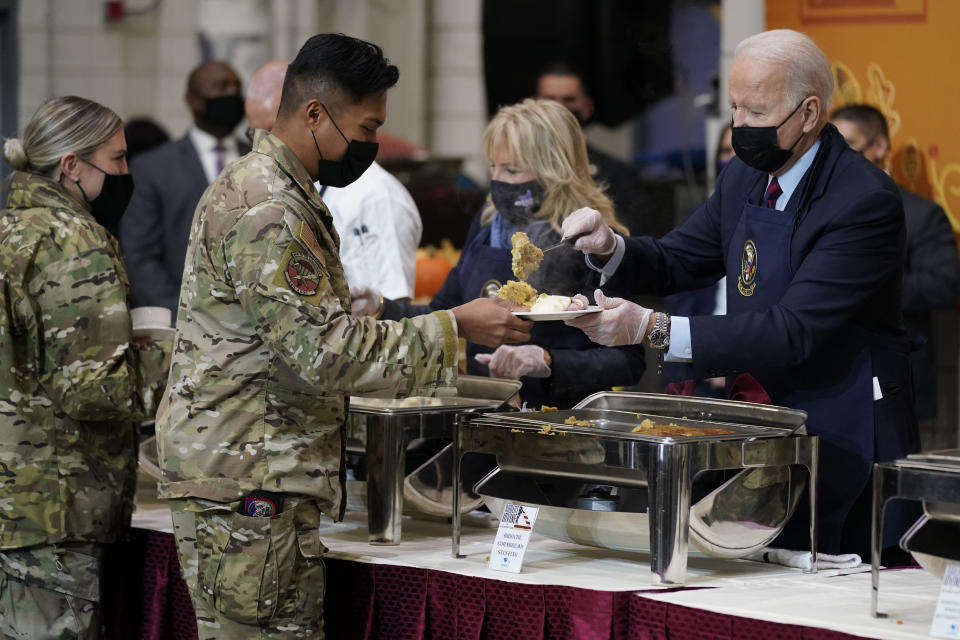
105, 1, 125, 21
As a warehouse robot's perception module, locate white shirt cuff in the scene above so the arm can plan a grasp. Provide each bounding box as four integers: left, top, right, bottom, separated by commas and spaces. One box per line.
584, 235, 625, 286
664, 316, 692, 362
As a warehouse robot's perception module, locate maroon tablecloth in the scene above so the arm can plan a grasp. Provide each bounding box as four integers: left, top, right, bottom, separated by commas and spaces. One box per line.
115, 529, 870, 640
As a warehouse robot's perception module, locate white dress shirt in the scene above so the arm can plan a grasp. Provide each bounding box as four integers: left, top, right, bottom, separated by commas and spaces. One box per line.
319, 161, 423, 299
188, 127, 242, 184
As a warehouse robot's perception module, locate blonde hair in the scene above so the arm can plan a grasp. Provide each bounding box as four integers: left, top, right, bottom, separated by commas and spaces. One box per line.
481, 98, 628, 235
734, 29, 834, 111
2, 96, 123, 176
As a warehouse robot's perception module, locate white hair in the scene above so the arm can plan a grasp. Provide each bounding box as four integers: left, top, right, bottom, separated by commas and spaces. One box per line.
734, 29, 834, 111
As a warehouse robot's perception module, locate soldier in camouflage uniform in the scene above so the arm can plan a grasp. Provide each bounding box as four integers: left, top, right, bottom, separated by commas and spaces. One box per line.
0, 96, 171, 639
157, 34, 531, 639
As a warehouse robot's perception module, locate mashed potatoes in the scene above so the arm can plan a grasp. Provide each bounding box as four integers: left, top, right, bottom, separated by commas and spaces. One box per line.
530, 294, 572, 313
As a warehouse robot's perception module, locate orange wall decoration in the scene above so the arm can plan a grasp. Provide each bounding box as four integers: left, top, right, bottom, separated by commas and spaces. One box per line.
767, 0, 960, 232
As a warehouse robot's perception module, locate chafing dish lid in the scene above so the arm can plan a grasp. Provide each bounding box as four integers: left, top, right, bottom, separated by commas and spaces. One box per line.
350, 375, 520, 415
898, 448, 960, 472
573, 391, 807, 434
468, 408, 795, 442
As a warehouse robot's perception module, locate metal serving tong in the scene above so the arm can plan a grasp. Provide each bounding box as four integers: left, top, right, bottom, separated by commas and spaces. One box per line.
541, 231, 589, 254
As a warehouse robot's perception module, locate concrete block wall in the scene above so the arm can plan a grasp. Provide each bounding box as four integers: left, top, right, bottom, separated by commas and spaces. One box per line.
427, 0, 486, 182
18, 0, 201, 140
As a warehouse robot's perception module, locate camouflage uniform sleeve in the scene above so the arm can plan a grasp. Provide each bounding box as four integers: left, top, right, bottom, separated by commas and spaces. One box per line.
223, 204, 458, 397
31, 233, 169, 421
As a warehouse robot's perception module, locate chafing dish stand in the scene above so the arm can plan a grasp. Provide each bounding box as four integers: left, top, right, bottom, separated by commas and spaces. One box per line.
348, 376, 520, 545
451, 392, 819, 585
871, 451, 960, 617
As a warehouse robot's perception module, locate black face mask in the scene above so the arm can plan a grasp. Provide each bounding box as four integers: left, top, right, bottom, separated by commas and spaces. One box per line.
72, 159, 135, 231
490, 179, 544, 225
731, 99, 807, 173
311, 103, 379, 188
201, 93, 246, 132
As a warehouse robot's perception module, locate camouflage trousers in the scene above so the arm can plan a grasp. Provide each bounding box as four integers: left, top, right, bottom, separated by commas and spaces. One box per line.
0, 542, 102, 640
169, 497, 327, 640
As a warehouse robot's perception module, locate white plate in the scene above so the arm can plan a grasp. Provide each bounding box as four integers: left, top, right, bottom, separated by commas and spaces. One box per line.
512, 306, 601, 321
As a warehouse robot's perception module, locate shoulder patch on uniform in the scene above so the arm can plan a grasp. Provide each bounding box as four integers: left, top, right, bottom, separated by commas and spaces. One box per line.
295, 219, 326, 266
283, 248, 323, 296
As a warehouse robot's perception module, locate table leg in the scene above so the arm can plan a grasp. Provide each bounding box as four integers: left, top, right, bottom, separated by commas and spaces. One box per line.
648, 444, 691, 585
871, 464, 890, 618
806, 436, 819, 574
366, 415, 405, 544
452, 422, 464, 558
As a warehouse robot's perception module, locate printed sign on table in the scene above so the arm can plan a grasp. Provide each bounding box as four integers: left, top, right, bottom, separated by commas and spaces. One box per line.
489, 503, 539, 574
931, 564, 960, 639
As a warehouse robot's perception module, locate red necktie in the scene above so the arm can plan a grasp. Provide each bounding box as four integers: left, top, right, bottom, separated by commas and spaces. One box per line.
765, 177, 782, 209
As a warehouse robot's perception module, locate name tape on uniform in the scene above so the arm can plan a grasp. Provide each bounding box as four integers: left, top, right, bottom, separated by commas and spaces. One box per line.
931, 564, 960, 638
489, 503, 539, 574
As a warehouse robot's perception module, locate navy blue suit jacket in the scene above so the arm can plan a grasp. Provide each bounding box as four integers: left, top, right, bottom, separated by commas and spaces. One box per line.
604, 124, 920, 552
899, 187, 959, 419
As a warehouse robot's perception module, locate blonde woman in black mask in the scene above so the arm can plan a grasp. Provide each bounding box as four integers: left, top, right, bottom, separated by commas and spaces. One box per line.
0, 95, 169, 639
352, 98, 645, 408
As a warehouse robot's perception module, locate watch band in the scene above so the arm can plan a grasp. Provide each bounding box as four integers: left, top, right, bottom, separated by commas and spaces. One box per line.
647, 312, 670, 350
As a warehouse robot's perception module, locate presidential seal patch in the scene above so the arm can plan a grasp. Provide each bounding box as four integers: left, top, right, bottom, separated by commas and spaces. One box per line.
737, 239, 757, 297
284, 250, 322, 296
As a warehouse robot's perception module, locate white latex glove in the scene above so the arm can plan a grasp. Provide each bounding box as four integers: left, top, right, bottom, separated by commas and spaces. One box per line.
565, 289, 652, 346
474, 344, 551, 379
745, 547, 862, 571
349, 284, 381, 317
566, 294, 589, 311
561, 207, 617, 257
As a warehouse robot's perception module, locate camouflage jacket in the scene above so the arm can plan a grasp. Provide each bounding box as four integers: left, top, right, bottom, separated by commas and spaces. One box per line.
156, 131, 458, 519
0, 172, 170, 549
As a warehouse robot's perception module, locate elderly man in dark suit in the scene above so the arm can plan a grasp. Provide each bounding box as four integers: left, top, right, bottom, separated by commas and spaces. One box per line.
120, 61, 249, 315
563, 29, 920, 561
831, 104, 959, 430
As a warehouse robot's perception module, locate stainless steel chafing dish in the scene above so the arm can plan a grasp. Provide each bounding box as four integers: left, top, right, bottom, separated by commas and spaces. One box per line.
346, 375, 521, 544
451, 391, 819, 585
871, 449, 960, 617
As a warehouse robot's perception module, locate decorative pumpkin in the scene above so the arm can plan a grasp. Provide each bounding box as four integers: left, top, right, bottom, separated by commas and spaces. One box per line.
415, 245, 455, 299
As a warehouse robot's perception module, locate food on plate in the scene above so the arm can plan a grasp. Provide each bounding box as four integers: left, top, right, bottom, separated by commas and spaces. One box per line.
540, 405, 559, 412
496, 280, 538, 308
630, 418, 736, 437
510, 231, 544, 280
563, 416, 597, 427
530, 294, 572, 313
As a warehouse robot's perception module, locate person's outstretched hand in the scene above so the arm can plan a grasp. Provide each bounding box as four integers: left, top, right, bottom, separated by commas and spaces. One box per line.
349, 284, 381, 316
561, 207, 617, 257
452, 298, 533, 347
565, 289, 653, 346
474, 344, 551, 379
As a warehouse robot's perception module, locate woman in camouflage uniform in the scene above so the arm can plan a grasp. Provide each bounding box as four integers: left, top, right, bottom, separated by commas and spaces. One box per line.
0, 96, 170, 639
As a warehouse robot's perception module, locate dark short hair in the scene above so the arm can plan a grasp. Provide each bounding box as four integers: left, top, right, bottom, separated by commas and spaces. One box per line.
831, 104, 889, 142
538, 60, 584, 80
278, 33, 399, 119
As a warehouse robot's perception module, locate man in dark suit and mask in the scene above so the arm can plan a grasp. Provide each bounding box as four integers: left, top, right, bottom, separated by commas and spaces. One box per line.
120, 61, 250, 315
563, 29, 921, 564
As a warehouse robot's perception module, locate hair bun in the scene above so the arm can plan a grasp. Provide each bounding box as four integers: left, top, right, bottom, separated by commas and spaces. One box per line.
2, 138, 28, 170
